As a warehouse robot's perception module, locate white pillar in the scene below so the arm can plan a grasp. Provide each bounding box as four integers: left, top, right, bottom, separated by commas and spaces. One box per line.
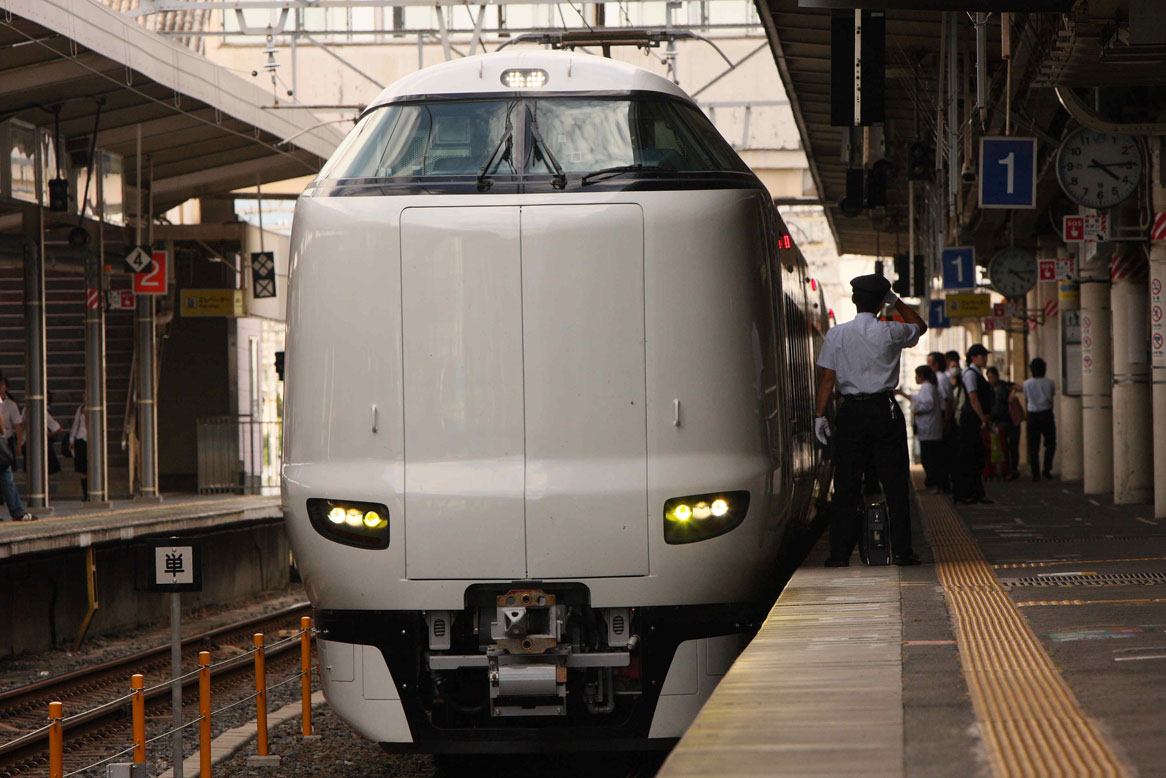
1111, 247, 1152, 503
1151, 244, 1166, 518
1059, 278, 1084, 482
1036, 277, 1062, 475
1080, 256, 1114, 495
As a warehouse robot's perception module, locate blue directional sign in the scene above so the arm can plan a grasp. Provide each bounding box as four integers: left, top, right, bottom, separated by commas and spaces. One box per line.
928, 300, 950, 329
979, 136, 1037, 209
942, 247, 975, 290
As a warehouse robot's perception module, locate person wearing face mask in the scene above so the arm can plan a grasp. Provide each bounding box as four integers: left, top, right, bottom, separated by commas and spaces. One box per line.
813, 274, 927, 567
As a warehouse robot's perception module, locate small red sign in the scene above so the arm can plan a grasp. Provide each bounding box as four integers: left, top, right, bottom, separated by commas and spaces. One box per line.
1063, 216, 1084, 243
1039, 259, 1056, 281
993, 303, 1006, 317
134, 250, 168, 295
85, 289, 99, 310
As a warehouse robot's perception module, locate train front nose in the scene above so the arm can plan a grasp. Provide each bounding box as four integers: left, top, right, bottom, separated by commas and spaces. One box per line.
399, 203, 649, 581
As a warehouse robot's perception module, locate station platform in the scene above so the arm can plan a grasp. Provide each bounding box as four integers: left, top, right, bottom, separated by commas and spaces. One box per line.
0, 495, 281, 560
658, 474, 1166, 777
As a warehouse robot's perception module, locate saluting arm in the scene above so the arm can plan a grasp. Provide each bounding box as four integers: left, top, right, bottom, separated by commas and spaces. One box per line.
893, 297, 927, 335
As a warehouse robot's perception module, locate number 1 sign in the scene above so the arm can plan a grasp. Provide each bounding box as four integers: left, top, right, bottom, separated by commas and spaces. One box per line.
942, 247, 976, 290
980, 137, 1038, 209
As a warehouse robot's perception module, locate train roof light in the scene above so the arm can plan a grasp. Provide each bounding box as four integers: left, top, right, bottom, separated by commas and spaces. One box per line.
501, 69, 548, 89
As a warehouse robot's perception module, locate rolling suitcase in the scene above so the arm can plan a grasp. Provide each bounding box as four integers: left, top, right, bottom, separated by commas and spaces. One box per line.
858, 501, 892, 566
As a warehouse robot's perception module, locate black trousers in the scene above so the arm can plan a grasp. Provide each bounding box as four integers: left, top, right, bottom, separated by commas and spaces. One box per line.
1027, 411, 1056, 478
953, 416, 986, 501
829, 395, 913, 560
920, 440, 944, 489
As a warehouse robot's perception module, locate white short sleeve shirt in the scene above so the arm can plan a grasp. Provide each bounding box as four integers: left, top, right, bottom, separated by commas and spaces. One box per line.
816, 313, 921, 395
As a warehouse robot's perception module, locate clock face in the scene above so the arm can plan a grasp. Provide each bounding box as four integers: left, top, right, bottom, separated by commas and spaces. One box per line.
989, 247, 1037, 299
1056, 128, 1143, 209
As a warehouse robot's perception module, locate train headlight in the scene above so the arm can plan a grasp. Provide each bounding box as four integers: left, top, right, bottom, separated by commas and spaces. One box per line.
307, 499, 391, 549
663, 491, 750, 544
501, 68, 548, 89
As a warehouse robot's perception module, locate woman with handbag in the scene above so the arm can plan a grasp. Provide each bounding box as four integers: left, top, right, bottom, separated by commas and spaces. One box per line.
0, 410, 33, 521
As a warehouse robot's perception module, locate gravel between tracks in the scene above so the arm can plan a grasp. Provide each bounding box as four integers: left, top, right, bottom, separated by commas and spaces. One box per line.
211, 705, 435, 778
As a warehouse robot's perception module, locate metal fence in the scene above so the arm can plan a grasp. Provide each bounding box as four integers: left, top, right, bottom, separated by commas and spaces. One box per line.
196, 415, 282, 495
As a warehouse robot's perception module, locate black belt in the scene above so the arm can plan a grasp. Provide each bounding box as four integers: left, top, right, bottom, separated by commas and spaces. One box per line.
842, 391, 893, 401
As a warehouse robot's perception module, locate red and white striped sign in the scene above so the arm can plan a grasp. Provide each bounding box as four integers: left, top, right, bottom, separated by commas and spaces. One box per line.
1044, 298, 1058, 319
1152, 212, 1166, 242
85, 289, 99, 310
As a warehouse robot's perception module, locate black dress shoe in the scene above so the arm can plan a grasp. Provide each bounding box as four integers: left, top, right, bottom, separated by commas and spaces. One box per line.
977, 497, 994, 504
824, 558, 850, 568
892, 553, 922, 566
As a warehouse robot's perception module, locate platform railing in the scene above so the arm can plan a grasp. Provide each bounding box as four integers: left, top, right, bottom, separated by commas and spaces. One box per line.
196, 415, 282, 496
40, 617, 316, 778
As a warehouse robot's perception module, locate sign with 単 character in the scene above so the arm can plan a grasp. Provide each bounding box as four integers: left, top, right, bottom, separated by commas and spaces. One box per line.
945, 292, 991, 318
149, 538, 202, 592
980, 137, 1037, 209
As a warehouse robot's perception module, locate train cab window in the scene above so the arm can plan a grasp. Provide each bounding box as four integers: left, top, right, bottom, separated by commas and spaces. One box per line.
317, 101, 514, 179
527, 97, 748, 174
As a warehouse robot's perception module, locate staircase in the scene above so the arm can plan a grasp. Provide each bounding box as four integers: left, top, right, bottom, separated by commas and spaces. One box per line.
0, 265, 135, 498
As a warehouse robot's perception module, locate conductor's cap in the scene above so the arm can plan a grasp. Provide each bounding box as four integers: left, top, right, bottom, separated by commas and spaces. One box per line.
850, 274, 891, 296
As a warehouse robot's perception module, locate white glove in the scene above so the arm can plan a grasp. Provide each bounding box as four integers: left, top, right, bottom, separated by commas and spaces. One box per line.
883, 289, 899, 307
814, 416, 831, 446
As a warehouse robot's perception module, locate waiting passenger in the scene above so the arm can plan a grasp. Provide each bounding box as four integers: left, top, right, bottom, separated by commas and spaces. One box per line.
813, 274, 927, 567
896, 365, 943, 492
0, 377, 22, 470
953, 344, 993, 504
986, 366, 1020, 480
70, 391, 89, 501
927, 351, 954, 493
0, 409, 32, 522
1024, 357, 1057, 481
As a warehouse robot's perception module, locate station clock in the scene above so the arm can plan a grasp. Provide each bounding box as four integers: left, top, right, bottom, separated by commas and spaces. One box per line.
1055, 127, 1143, 209
988, 247, 1037, 299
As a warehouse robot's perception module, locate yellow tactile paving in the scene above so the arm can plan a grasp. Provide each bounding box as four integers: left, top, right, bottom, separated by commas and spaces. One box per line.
919, 488, 1129, 778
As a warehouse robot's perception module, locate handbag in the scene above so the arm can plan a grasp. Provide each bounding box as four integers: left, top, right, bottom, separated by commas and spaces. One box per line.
0, 435, 15, 470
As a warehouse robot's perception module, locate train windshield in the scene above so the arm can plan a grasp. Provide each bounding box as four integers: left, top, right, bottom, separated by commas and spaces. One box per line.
317, 95, 749, 183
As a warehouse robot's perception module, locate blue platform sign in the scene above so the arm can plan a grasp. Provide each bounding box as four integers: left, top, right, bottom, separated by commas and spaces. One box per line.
942, 247, 975, 290
928, 300, 950, 329
979, 136, 1037, 209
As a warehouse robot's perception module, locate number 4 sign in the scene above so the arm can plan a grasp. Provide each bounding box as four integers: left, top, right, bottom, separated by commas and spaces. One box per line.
134, 250, 168, 295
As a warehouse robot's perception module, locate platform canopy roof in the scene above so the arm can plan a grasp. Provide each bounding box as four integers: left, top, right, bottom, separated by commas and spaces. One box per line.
0, 0, 344, 218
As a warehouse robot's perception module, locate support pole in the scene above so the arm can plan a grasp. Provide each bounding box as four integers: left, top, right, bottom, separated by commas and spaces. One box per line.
199, 651, 212, 778
1059, 276, 1084, 482
1080, 255, 1114, 495
171, 591, 184, 778
247, 633, 280, 765
137, 288, 159, 499
301, 616, 315, 739
22, 206, 47, 511
1151, 244, 1166, 518
1111, 247, 1152, 503
85, 223, 109, 506
132, 673, 146, 766
48, 701, 63, 778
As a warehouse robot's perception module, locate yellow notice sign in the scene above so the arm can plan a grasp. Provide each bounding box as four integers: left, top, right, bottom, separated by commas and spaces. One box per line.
945, 293, 991, 318
180, 289, 244, 317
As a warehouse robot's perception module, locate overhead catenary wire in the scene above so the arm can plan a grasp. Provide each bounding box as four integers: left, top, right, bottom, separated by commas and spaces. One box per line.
0, 18, 322, 177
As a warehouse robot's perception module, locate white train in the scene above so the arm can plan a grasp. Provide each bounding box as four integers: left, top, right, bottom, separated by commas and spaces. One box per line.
282, 50, 831, 754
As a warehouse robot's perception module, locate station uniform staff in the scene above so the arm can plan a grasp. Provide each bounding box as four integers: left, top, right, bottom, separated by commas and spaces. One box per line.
953, 344, 993, 504
814, 274, 927, 567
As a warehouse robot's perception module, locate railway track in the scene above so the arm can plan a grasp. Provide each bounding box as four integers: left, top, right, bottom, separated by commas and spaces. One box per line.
0, 602, 312, 778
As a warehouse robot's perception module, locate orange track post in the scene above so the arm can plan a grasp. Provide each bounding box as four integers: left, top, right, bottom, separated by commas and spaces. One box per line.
131, 673, 146, 765
253, 633, 269, 757
48, 701, 63, 778
300, 616, 312, 737
199, 651, 212, 778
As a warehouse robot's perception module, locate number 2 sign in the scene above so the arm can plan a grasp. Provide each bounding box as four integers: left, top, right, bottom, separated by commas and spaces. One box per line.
133, 250, 168, 295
